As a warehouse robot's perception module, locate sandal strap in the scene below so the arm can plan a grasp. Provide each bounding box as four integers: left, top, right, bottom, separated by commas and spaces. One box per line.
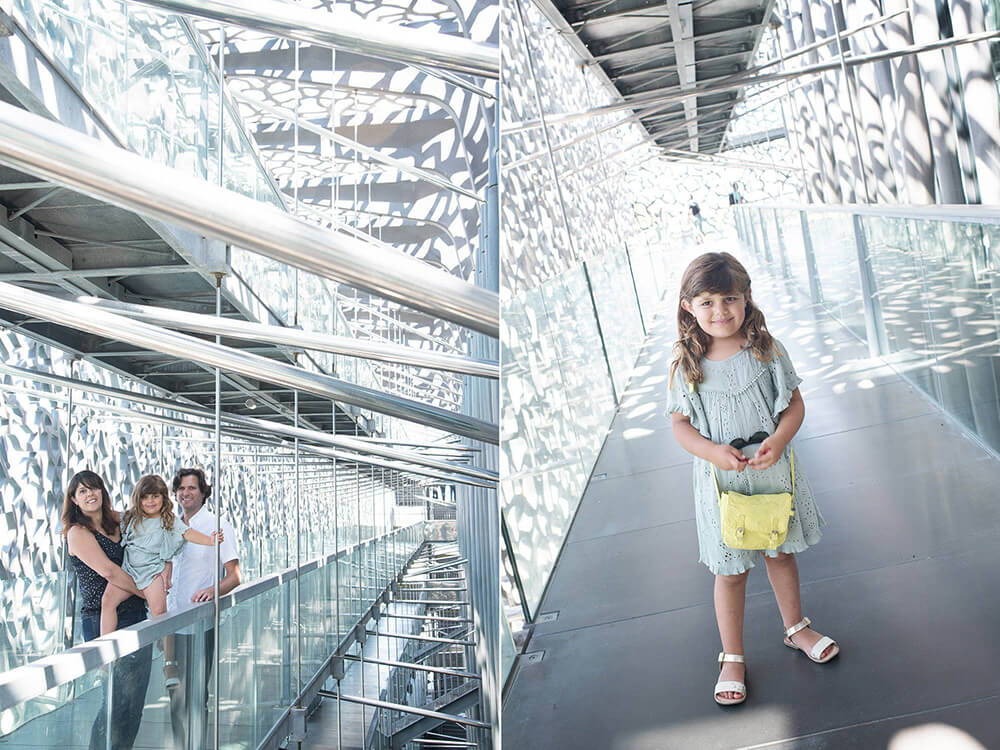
783, 617, 811, 639
717, 652, 745, 665
810, 636, 836, 661
713, 680, 746, 696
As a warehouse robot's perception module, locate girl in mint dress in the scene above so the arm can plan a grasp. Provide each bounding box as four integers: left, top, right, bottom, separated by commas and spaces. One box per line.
666, 253, 839, 708
100, 474, 221, 636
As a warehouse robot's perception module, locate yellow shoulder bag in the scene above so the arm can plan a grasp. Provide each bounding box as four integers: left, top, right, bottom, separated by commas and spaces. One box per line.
712, 451, 796, 551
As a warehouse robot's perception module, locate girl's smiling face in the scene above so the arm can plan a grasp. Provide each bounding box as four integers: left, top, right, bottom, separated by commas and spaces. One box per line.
682, 290, 747, 339
72, 483, 103, 514
140, 493, 165, 517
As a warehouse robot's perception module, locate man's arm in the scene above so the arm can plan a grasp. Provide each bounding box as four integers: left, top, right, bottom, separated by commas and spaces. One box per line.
190, 559, 242, 603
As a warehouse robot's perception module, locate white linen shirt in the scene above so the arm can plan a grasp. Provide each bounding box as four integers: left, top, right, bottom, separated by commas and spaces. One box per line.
166, 504, 238, 613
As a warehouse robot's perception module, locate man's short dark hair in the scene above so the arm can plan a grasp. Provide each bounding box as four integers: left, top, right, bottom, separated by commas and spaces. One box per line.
172, 468, 212, 500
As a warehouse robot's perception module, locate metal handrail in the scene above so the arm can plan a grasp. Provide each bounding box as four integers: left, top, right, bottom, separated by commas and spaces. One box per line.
77, 297, 499, 379
0, 378, 495, 487
0, 524, 421, 712
0, 101, 499, 337
0, 364, 497, 484
0, 282, 499, 444
740, 202, 1000, 223
317, 690, 491, 729
130, 0, 499, 79
0, 363, 498, 487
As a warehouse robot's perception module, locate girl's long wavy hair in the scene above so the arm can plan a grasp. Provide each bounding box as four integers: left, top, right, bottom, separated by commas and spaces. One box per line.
61, 470, 118, 537
670, 252, 775, 386
122, 474, 175, 532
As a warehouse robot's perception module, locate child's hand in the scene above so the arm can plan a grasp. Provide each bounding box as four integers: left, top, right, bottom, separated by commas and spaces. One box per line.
211, 530, 224, 544
711, 444, 749, 471
748, 436, 786, 470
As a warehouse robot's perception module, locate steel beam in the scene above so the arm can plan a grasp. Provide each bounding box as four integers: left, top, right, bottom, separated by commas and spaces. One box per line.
0, 102, 499, 337
503, 27, 1000, 140
231, 92, 482, 202
129, 0, 498, 78
0, 283, 498, 444
316, 690, 490, 729
78, 297, 498, 379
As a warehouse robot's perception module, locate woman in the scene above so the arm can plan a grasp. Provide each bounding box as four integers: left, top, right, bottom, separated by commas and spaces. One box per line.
62, 470, 152, 750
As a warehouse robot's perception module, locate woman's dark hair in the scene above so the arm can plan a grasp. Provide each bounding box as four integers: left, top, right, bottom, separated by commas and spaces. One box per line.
171, 467, 212, 501
61, 470, 118, 537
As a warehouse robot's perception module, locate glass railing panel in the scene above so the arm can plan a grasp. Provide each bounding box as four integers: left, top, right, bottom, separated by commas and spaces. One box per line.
217, 578, 294, 748
500, 264, 616, 618
909, 219, 1000, 447
586, 247, 645, 397
0, 664, 105, 744
745, 205, 1000, 458
775, 208, 809, 294
625, 243, 662, 325
861, 215, 939, 397
804, 210, 868, 342
1, 615, 211, 750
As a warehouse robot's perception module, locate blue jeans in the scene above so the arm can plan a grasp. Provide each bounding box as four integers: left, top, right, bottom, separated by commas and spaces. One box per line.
82, 606, 152, 750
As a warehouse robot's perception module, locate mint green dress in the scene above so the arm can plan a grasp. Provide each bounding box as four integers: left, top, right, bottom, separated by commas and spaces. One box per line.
121, 516, 187, 589
666, 339, 824, 575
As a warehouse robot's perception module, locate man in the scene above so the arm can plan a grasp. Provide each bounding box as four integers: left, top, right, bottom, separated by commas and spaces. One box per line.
166, 468, 240, 750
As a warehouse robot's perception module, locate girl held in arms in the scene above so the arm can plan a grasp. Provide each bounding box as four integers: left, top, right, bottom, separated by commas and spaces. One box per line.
100, 474, 222, 636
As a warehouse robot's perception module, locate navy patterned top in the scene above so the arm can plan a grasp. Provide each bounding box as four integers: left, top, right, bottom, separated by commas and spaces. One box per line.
70, 528, 146, 616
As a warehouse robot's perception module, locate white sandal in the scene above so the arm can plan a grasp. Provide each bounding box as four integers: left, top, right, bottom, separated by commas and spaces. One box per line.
714, 652, 746, 706
163, 660, 180, 689
783, 617, 839, 663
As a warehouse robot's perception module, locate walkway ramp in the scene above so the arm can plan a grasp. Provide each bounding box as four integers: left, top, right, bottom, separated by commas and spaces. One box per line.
503, 261, 1000, 749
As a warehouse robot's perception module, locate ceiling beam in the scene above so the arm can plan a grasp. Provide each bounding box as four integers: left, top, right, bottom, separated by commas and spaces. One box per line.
592, 21, 759, 62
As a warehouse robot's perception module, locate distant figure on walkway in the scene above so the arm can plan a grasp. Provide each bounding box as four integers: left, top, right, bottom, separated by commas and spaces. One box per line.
165, 467, 240, 750
666, 252, 839, 707
728, 182, 744, 205
689, 198, 704, 243
63, 470, 151, 750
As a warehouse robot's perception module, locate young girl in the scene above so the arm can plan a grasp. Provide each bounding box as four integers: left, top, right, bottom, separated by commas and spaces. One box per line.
666, 252, 839, 707
100, 474, 222, 636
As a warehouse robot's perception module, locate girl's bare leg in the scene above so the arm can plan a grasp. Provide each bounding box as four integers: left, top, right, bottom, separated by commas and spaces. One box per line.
762, 553, 835, 659
143, 575, 180, 688
714, 570, 748, 699
100, 584, 134, 635
143, 575, 167, 617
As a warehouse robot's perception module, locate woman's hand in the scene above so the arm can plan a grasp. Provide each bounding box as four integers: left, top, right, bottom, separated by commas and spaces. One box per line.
711, 444, 749, 471
748, 436, 787, 470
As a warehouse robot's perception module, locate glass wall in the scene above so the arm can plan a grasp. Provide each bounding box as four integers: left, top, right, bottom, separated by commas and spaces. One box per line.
500, 0, 678, 630
0, 525, 422, 747
739, 204, 1000, 456
0, 326, 418, 740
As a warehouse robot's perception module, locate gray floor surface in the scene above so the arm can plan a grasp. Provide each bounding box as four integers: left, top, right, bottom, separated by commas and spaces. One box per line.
502, 266, 1000, 749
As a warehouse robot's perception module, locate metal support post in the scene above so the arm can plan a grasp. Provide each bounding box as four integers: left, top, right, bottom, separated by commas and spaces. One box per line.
212, 273, 223, 750
852, 214, 886, 356
799, 211, 824, 304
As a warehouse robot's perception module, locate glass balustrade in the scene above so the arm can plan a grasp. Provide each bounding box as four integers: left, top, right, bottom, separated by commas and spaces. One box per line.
738, 204, 1000, 458
0, 525, 423, 747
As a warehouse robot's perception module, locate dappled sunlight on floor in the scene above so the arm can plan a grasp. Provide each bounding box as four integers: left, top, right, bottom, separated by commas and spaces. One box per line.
889, 723, 987, 750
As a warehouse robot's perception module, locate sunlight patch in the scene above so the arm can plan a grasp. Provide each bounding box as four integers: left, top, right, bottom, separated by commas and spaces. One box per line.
623, 427, 654, 440
888, 723, 986, 750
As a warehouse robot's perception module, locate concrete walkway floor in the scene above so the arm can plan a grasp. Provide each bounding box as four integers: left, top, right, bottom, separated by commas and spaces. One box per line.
502, 261, 1000, 749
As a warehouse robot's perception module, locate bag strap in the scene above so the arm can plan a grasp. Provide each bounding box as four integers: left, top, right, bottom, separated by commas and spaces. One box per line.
711, 447, 796, 505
